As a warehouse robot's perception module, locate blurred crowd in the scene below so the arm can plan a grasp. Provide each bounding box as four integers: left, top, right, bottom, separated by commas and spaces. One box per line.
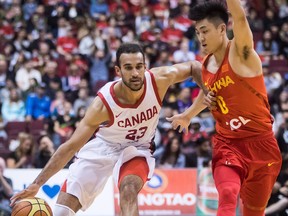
0, 0, 287, 215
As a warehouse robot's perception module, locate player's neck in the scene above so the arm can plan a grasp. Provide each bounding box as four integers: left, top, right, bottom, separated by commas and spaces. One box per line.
212, 38, 230, 66
116, 82, 144, 105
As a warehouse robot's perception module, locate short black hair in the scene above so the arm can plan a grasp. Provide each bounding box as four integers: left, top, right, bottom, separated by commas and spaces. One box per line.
189, 1, 229, 26
116, 43, 145, 67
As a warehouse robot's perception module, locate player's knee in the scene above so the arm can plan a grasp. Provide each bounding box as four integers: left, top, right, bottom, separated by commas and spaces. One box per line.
120, 182, 139, 198
218, 182, 239, 204
54, 204, 76, 216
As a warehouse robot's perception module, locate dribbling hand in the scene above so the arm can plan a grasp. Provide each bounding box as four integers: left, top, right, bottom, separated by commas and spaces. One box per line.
203, 91, 217, 110
10, 183, 40, 206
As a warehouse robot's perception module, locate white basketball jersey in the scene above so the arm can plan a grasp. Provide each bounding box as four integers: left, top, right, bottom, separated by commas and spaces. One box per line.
96, 71, 162, 149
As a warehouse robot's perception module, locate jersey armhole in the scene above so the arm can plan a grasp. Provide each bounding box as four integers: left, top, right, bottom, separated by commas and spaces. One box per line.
146, 70, 162, 107
97, 92, 115, 127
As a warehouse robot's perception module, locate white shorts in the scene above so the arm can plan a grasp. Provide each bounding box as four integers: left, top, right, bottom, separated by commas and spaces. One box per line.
63, 138, 155, 211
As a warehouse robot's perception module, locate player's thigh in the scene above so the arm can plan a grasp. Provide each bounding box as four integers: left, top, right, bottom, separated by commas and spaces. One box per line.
118, 157, 149, 190
241, 171, 279, 210
57, 191, 82, 213
65, 158, 115, 210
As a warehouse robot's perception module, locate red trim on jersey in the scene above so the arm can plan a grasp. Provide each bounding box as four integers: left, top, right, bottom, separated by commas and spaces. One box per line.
110, 76, 147, 108
61, 179, 67, 192
147, 70, 162, 106
97, 92, 114, 127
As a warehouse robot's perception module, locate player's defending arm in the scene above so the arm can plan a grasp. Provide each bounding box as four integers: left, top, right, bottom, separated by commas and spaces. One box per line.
227, 0, 262, 75
10, 97, 110, 206
151, 60, 212, 133
150, 60, 206, 99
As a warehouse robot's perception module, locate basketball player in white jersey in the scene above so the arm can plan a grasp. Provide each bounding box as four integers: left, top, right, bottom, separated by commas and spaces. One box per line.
10, 43, 206, 216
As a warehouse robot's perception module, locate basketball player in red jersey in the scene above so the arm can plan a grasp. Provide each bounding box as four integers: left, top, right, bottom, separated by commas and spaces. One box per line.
10, 43, 206, 216
167, 1, 282, 216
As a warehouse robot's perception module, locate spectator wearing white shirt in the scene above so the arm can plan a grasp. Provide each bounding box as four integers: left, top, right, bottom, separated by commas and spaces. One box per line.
172, 38, 196, 63
15, 58, 42, 92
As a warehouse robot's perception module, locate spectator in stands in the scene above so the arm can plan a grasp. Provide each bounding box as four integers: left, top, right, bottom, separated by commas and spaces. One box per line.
34, 134, 55, 168
22, 0, 38, 21
89, 48, 111, 91
172, 38, 196, 63
1, 87, 26, 123
182, 117, 209, 144
256, 29, 280, 64
50, 90, 67, 119
276, 117, 288, 155
135, 5, 152, 35
6, 133, 35, 168
0, 157, 13, 216
176, 87, 192, 113
74, 105, 86, 128
25, 82, 51, 121
247, 7, 264, 33
185, 137, 212, 169
152, 50, 173, 68
0, 58, 8, 88
263, 8, 279, 31
174, 3, 193, 32
26, 5, 47, 34
89, 0, 109, 19
56, 27, 78, 56
157, 136, 186, 168
42, 60, 62, 100
29, 30, 55, 57
0, 79, 19, 107
279, 21, 288, 58
13, 28, 30, 57
162, 18, 184, 47
53, 101, 76, 147
78, 28, 94, 57
62, 63, 81, 97
15, 57, 42, 92
73, 87, 94, 114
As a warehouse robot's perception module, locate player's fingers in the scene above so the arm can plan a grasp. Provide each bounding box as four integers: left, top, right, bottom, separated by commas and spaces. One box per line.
184, 126, 189, 134
166, 117, 172, 122
10, 195, 20, 206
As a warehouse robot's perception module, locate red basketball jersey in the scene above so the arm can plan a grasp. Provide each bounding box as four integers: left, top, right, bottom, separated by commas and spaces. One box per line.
202, 43, 273, 139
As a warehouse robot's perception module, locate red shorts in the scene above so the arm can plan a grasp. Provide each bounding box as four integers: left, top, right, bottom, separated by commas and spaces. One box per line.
212, 131, 282, 210
118, 157, 149, 188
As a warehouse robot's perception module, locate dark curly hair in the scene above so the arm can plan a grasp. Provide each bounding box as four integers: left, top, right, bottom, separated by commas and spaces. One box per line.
189, 1, 229, 26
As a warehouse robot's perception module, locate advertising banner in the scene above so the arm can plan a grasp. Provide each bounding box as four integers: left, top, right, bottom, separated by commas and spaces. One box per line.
196, 167, 218, 215
114, 169, 198, 215
5, 169, 114, 216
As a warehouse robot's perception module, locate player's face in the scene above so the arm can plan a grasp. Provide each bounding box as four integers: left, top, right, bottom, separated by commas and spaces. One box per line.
115, 52, 146, 91
195, 19, 225, 54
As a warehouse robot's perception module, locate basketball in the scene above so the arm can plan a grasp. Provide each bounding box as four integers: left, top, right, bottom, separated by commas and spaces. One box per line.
12, 197, 53, 216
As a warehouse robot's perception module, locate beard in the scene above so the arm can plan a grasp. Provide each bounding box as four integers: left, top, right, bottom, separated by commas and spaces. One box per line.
122, 77, 144, 91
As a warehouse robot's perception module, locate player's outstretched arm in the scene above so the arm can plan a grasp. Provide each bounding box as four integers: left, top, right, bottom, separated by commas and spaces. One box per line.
151, 60, 207, 100
227, 0, 262, 76
10, 97, 109, 206
227, 0, 254, 55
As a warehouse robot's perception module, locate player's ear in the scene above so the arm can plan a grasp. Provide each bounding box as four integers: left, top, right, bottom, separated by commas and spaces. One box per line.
220, 24, 226, 35
115, 66, 121, 77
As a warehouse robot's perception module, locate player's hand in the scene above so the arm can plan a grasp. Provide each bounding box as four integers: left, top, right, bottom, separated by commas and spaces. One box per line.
10, 183, 40, 206
203, 91, 217, 110
166, 114, 191, 133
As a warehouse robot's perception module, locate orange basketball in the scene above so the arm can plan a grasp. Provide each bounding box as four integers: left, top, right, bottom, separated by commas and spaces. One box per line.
12, 197, 53, 216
